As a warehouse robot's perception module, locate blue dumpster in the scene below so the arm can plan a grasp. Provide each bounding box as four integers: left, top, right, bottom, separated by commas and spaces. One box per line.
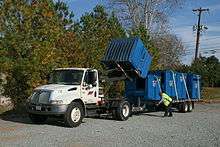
187, 74, 201, 99
175, 73, 188, 100
153, 70, 190, 101
125, 72, 161, 102
125, 70, 201, 104
125, 78, 145, 105
153, 70, 176, 98
102, 37, 152, 78
144, 72, 161, 101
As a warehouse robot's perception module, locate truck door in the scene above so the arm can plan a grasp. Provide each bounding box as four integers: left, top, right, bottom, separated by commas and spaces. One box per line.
81, 70, 99, 104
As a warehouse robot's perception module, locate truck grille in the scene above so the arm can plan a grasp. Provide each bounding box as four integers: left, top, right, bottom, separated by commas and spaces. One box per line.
31, 91, 51, 104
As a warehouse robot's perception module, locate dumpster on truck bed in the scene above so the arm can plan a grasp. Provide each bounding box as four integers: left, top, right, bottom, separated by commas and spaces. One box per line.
125, 72, 161, 103
152, 70, 201, 102
125, 70, 201, 104
187, 74, 201, 99
153, 70, 189, 101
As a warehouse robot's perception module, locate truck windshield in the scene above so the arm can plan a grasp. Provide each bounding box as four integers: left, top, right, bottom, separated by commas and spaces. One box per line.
48, 70, 84, 85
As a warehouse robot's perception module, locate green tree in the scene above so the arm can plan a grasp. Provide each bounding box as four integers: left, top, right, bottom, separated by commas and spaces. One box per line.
56, 5, 126, 70
205, 56, 220, 87
0, 0, 66, 104
54, 0, 74, 29
56, 31, 82, 67
76, 6, 126, 97
190, 57, 209, 87
0, 3, 127, 104
183, 56, 220, 87
77, 5, 126, 70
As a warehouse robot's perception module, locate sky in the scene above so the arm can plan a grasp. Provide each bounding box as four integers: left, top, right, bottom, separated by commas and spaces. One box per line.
62, 0, 220, 65
170, 0, 220, 64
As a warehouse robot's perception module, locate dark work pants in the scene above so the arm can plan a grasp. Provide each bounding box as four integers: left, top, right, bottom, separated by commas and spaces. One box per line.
164, 103, 173, 117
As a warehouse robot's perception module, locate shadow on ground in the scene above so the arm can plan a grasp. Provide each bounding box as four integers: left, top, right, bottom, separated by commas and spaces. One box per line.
0, 109, 71, 127
0, 107, 179, 127
137, 113, 164, 117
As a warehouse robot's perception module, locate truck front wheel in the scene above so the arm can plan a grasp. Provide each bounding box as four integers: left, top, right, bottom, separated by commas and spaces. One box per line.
114, 101, 131, 121
64, 102, 84, 127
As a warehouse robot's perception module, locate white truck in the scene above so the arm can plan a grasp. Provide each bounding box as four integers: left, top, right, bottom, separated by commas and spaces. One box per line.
27, 37, 201, 127
27, 68, 131, 127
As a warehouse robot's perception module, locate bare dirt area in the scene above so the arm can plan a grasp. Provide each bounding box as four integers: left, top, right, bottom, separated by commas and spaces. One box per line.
0, 103, 220, 147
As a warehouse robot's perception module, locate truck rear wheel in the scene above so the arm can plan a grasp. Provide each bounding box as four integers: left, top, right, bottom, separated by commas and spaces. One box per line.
192, 101, 195, 109
29, 114, 48, 124
114, 101, 131, 121
64, 102, 84, 127
178, 102, 188, 113
182, 102, 188, 113
187, 102, 193, 112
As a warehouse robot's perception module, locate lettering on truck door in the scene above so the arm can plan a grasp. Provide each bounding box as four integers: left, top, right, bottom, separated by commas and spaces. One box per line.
81, 70, 99, 104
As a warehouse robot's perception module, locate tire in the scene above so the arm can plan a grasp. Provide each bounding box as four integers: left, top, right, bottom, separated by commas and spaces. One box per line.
178, 103, 183, 112
187, 102, 193, 112
178, 102, 188, 113
112, 109, 117, 119
29, 114, 48, 124
115, 101, 131, 121
192, 101, 195, 109
64, 102, 84, 127
182, 102, 188, 113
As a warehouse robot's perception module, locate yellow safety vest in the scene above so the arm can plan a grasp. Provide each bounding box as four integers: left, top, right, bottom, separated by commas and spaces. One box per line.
162, 93, 172, 106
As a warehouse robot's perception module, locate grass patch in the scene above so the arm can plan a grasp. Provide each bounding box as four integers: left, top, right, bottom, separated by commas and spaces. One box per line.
202, 87, 220, 99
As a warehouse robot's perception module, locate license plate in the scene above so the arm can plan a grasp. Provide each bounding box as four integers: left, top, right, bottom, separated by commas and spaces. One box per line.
36, 106, 41, 111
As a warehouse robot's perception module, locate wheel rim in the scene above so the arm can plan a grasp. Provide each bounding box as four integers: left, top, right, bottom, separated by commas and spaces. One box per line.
122, 104, 129, 117
184, 104, 188, 112
189, 103, 192, 111
71, 107, 81, 123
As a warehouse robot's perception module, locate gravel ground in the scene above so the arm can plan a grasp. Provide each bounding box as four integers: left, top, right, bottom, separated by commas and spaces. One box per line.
0, 103, 220, 147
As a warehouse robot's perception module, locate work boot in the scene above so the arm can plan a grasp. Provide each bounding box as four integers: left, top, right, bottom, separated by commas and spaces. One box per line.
164, 112, 168, 117
168, 113, 173, 117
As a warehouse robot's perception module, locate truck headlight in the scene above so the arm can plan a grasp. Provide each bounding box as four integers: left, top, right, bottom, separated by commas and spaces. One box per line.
50, 100, 63, 104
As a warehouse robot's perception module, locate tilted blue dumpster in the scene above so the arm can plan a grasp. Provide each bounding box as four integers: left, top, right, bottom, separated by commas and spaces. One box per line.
102, 37, 152, 79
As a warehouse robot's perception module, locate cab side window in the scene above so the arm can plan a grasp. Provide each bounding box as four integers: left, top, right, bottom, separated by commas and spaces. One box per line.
84, 71, 97, 87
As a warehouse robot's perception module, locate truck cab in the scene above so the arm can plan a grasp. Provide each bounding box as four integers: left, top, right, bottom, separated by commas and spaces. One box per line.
27, 68, 102, 127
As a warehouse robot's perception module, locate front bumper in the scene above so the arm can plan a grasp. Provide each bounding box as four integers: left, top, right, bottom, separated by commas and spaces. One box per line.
27, 103, 68, 115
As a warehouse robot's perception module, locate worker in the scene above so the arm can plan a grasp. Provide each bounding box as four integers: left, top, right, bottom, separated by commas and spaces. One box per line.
156, 92, 173, 117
